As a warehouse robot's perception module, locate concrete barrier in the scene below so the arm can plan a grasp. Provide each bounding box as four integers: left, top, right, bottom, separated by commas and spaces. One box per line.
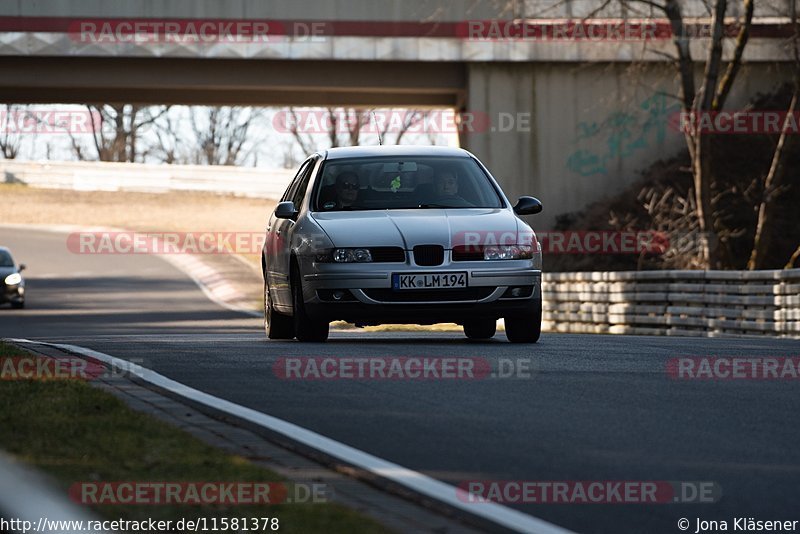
1, 160, 294, 199
542, 269, 800, 338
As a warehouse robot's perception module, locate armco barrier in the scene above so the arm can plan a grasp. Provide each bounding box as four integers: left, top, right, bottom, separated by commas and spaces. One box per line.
542, 269, 800, 338
1, 160, 294, 199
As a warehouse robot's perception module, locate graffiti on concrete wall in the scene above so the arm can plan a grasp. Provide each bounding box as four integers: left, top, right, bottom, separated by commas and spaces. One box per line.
565, 92, 680, 177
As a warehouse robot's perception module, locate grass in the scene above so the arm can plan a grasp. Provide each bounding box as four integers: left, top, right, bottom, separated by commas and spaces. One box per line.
0, 342, 389, 533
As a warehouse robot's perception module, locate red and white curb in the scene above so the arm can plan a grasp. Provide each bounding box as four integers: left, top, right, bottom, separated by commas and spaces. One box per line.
160, 253, 260, 317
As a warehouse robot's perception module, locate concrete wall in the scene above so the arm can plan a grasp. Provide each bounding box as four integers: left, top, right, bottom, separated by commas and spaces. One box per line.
463, 61, 793, 228
1, 160, 293, 199
542, 269, 800, 338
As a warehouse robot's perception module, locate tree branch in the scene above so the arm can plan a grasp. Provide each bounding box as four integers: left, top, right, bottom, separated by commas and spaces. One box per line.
713, 0, 754, 110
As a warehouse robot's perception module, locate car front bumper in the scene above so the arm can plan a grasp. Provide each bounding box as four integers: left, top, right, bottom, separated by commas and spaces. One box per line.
0, 282, 24, 304
300, 259, 541, 324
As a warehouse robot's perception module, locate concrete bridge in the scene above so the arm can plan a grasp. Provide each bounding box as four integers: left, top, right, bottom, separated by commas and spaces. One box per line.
0, 0, 794, 226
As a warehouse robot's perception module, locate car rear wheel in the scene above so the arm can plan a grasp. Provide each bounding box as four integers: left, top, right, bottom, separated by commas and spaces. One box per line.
264, 284, 294, 340
504, 300, 542, 343
463, 319, 496, 340
291, 272, 329, 342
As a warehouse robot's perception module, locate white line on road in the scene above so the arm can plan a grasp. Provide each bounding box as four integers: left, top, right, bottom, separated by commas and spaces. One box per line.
8, 338, 574, 534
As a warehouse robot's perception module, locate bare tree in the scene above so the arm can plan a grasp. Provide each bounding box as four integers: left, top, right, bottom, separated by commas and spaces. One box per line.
149, 111, 187, 165
0, 104, 23, 159
646, 0, 755, 268
187, 107, 263, 166
597, 0, 793, 268
284, 107, 433, 158
70, 104, 169, 162
514, 0, 796, 269
747, 0, 800, 269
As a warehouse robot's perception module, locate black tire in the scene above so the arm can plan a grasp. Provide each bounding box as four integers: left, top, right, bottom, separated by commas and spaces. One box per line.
504, 299, 542, 343
463, 319, 496, 340
291, 269, 329, 342
264, 283, 294, 340
10, 301, 24, 309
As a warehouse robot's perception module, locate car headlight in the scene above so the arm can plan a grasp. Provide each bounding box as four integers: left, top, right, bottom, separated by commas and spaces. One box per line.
4, 273, 22, 285
317, 248, 373, 263
483, 245, 533, 260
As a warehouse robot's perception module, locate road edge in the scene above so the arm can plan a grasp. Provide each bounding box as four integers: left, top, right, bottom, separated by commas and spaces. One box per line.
7, 338, 574, 534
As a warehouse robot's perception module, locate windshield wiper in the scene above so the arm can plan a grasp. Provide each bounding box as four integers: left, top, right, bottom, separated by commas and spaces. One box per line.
417, 203, 454, 209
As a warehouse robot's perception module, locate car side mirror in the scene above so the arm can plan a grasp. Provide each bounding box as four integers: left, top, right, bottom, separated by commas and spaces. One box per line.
18, 263, 26, 271
513, 196, 543, 215
275, 201, 298, 220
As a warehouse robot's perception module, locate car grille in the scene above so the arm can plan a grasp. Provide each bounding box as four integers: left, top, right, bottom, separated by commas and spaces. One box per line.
451, 246, 484, 261
413, 245, 444, 266
369, 247, 406, 263
363, 287, 495, 302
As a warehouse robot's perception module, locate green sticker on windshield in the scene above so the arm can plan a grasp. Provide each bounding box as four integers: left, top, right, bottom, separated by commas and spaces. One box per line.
390, 176, 401, 193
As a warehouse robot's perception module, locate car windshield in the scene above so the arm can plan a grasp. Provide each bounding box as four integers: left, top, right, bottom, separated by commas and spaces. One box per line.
313, 156, 504, 211
0, 250, 14, 267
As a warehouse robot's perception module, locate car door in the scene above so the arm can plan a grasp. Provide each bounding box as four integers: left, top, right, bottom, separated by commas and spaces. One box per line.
268, 158, 316, 309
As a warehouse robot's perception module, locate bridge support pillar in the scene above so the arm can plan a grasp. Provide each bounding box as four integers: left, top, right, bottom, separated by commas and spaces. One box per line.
460, 63, 540, 213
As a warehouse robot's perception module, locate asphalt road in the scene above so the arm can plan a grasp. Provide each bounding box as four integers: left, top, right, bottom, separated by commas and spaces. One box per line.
2, 227, 799, 534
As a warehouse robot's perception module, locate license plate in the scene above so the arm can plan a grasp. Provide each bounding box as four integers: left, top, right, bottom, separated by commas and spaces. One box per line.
392, 272, 467, 290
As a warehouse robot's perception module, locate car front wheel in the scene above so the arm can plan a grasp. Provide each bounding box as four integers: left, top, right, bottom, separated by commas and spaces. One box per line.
264, 284, 294, 340
504, 300, 542, 343
291, 273, 329, 342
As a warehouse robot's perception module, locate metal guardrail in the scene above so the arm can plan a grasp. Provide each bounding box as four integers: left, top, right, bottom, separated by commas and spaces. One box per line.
0, 450, 110, 534
1, 160, 293, 199
542, 269, 800, 338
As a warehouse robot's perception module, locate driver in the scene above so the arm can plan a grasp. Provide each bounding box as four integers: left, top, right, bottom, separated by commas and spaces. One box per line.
333, 171, 359, 209
434, 170, 460, 198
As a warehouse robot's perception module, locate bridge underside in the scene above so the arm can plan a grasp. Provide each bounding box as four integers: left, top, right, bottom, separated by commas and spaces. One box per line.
0, 56, 466, 107
0, 56, 791, 230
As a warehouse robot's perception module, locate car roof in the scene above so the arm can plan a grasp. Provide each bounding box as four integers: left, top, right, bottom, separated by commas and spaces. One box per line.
320, 145, 473, 160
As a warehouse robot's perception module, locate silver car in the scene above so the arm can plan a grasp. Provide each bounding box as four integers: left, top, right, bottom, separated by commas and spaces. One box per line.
262, 146, 543, 342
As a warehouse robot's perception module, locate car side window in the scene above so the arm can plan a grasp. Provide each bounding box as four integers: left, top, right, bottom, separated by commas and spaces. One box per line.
281, 160, 311, 202
290, 159, 316, 210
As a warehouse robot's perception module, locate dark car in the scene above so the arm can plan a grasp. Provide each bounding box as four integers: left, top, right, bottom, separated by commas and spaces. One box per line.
0, 246, 26, 309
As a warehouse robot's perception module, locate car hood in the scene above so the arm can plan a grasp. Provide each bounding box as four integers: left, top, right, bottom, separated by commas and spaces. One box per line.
0, 266, 16, 277
311, 209, 523, 249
